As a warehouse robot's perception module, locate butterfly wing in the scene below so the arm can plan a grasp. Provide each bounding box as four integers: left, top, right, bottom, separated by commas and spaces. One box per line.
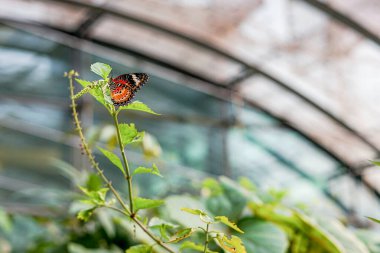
110, 73, 149, 106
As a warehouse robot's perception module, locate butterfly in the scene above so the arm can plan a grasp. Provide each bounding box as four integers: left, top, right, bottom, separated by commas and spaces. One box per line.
109, 73, 149, 106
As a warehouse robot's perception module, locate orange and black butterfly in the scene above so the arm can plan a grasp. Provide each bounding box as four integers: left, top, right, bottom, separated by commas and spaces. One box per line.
109, 73, 149, 106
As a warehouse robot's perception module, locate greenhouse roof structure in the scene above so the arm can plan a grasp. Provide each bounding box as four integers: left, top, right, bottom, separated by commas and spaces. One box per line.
1, 0, 380, 221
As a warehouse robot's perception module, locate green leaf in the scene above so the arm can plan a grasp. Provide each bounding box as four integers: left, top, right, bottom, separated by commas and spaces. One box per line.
118, 101, 160, 115
133, 197, 164, 212
119, 124, 144, 147
238, 177, 257, 192
367, 216, 380, 224
370, 160, 380, 167
125, 244, 152, 253
79, 187, 109, 206
205, 177, 247, 221
317, 217, 368, 253
77, 208, 96, 222
0, 209, 12, 233
202, 178, 223, 196
181, 207, 207, 216
215, 216, 244, 233
133, 164, 163, 177
167, 228, 195, 243
248, 203, 344, 253
98, 147, 125, 176
91, 62, 112, 80
75, 78, 93, 87
236, 218, 288, 253
217, 234, 247, 253
180, 241, 218, 253
75, 78, 108, 107
149, 217, 178, 241
86, 173, 103, 191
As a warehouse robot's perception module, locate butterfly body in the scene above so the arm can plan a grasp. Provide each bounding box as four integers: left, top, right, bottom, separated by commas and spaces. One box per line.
110, 73, 149, 106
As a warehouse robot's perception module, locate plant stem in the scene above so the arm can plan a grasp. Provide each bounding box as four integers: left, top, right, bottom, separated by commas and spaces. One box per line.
203, 223, 210, 253
112, 111, 134, 213
104, 205, 129, 216
68, 73, 174, 253
68, 74, 130, 215
132, 216, 175, 253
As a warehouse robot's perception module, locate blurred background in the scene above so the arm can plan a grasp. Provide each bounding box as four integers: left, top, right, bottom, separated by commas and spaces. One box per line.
1, 0, 380, 252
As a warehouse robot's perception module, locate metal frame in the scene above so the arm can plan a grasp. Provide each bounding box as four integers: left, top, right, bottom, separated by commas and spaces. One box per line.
300, 0, 380, 47
41, 0, 380, 156
0, 13, 380, 204
74, 9, 104, 37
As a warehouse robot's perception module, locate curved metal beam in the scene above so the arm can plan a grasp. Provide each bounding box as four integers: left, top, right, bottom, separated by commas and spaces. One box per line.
1, 18, 379, 200
43, 0, 380, 155
300, 0, 380, 47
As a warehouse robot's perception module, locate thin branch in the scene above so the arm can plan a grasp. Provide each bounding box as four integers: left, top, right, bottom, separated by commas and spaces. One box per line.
112, 111, 135, 213
67, 72, 175, 253
67, 71, 130, 215
132, 216, 176, 253
203, 223, 210, 253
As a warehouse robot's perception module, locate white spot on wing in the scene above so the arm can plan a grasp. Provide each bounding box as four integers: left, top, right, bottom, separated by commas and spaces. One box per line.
131, 74, 139, 85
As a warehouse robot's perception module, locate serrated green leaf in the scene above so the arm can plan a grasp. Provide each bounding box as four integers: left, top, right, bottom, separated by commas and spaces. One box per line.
133, 197, 164, 212
75, 78, 93, 87
77, 207, 96, 222
167, 228, 195, 243
119, 124, 144, 147
90, 86, 107, 106
95, 188, 109, 202
125, 244, 152, 253
118, 101, 160, 115
217, 235, 246, 253
215, 216, 244, 233
181, 207, 207, 216
133, 164, 163, 177
98, 147, 125, 176
75, 78, 107, 106
180, 241, 218, 253
91, 62, 112, 80
367, 216, 380, 224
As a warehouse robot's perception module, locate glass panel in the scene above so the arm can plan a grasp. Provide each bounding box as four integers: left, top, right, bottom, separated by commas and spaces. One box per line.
230, 0, 380, 151
90, 15, 242, 83
363, 165, 380, 192
238, 76, 377, 165
1, 13, 378, 219
327, 0, 380, 37
0, 0, 88, 30
329, 175, 380, 219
